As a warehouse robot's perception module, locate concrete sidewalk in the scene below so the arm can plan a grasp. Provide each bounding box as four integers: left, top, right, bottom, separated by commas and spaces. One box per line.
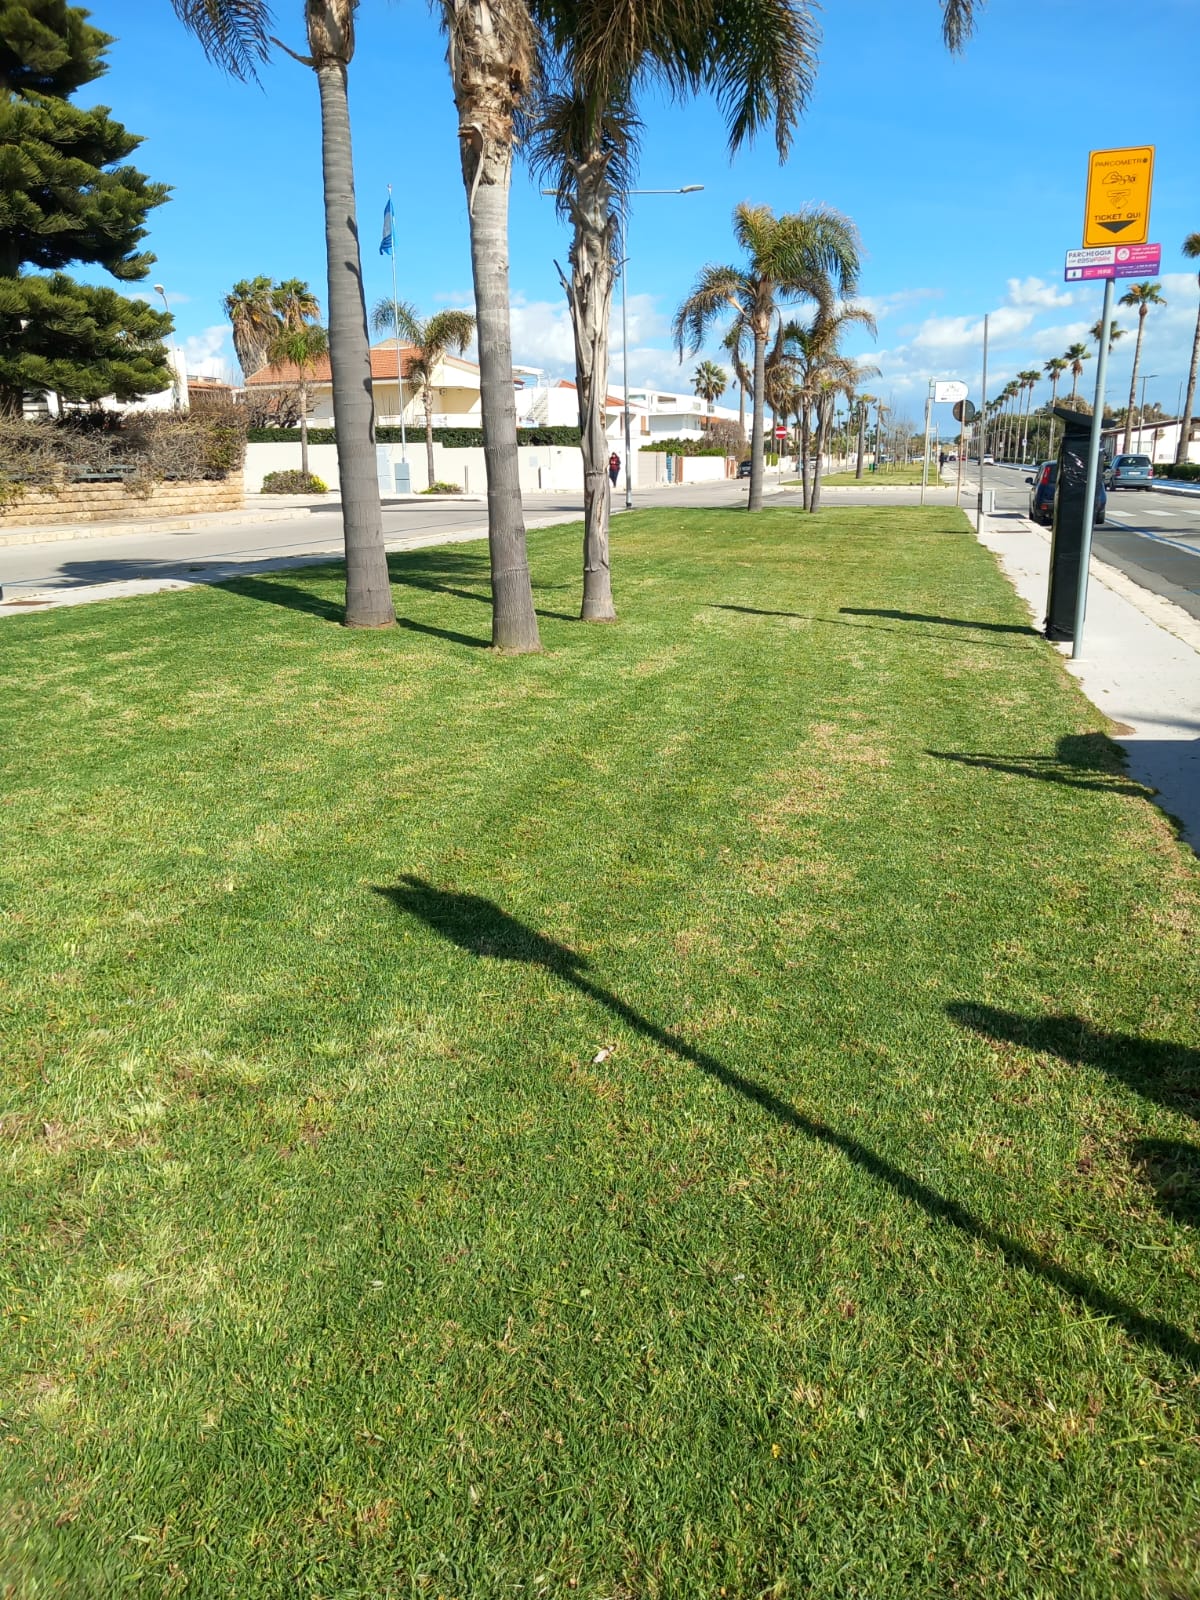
974, 506, 1200, 852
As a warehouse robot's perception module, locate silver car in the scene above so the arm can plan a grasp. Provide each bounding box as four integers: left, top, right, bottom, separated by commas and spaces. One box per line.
1104, 453, 1154, 490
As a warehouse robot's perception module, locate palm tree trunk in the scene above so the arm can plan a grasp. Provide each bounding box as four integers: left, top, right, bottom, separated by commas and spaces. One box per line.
748, 324, 767, 511
463, 154, 540, 649
565, 158, 617, 621
313, 61, 395, 629
855, 402, 865, 479
1177, 302, 1200, 466
810, 398, 830, 513
300, 379, 310, 478
738, 382, 745, 435
1125, 308, 1147, 453
800, 408, 811, 511
424, 387, 437, 489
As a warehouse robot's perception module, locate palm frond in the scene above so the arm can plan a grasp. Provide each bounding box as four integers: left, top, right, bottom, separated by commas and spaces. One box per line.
424, 310, 477, 357
940, 0, 977, 53
1184, 232, 1200, 261
527, 84, 641, 240
371, 297, 422, 341
673, 265, 749, 357
701, 0, 817, 157
169, 0, 273, 81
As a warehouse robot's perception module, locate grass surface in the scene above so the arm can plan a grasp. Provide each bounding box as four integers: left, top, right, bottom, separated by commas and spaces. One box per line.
2, 506, 1199, 1599
820, 465, 932, 486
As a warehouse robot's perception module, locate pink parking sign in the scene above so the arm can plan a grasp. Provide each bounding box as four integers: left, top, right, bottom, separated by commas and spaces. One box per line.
1064, 243, 1161, 282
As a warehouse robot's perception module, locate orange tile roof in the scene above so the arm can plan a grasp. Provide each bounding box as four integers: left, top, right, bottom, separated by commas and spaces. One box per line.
246, 342, 434, 387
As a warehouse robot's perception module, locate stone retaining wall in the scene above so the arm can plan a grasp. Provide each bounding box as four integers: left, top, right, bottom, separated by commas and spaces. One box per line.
0, 477, 242, 528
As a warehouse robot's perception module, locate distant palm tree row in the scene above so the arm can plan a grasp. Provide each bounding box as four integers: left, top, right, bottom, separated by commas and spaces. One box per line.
171, 0, 980, 644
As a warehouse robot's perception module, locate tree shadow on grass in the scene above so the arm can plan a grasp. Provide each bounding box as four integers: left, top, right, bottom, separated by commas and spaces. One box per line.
710, 605, 1025, 649
390, 569, 576, 623
397, 618, 489, 649
842, 607, 1039, 637
219, 572, 344, 622
374, 876, 1200, 1370
927, 733, 1151, 798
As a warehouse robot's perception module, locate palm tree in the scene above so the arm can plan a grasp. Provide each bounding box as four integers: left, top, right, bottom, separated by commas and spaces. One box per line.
692, 361, 728, 410
1043, 355, 1068, 456
223, 276, 277, 379
437, 0, 541, 650
855, 392, 875, 480
722, 324, 751, 436
272, 278, 321, 331
1018, 369, 1041, 462
1090, 318, 1125, 354
1118, 282, 1166, 451
1064, 341, 1091, 408
530, 0, 819, 621
171, 2, 395, 630
781, 305, 876, 509
372, 301, 477, 489
1177, 233, 1200, 467
674, 203, 861, 511
265, 321, 329, 480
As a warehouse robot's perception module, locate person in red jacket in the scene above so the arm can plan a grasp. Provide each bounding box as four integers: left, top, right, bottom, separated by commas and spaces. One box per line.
608, 452, 621, 486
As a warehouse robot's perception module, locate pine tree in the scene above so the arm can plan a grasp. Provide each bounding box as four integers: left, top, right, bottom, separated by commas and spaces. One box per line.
0, 0, 173, 416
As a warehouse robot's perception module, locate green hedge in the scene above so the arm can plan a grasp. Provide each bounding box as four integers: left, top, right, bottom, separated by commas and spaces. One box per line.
1152, 461, 1200, 483
246, 425, 581, 448
641, 436, 727, 457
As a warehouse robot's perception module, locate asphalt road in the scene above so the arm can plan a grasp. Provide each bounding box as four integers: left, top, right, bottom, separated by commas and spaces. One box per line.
987, 464, 1200, 623
4, 469, 1198, 622
0, 479, 757, 597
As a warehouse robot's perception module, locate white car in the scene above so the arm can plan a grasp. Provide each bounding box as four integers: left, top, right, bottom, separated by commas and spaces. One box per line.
982, 453, 995, 465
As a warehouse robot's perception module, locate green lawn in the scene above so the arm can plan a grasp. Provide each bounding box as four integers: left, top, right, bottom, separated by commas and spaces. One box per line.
1, 506, 1198, 1598
821, 464, 933, 486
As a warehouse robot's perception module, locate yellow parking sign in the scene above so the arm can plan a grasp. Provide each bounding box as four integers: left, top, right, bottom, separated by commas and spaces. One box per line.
1083, 146, 1154, 247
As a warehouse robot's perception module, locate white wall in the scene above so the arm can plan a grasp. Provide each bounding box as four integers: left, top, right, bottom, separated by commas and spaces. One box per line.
244, 440, 586, 496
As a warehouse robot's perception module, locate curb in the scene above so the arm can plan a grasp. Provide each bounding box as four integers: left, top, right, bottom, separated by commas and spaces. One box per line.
0, 504, 318, 547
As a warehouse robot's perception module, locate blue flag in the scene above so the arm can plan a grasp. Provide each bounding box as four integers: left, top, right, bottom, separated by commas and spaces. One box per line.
379, 196, 394, 256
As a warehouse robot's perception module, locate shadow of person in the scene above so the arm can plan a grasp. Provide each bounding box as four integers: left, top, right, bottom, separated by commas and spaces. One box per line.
946, 1003, 1200, 1125
374, 878, 1200, 1370
927, 732, 1150, 799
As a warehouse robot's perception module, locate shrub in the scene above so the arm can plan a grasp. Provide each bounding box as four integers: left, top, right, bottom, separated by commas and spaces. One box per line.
421, 481, 463, 495
1154, 461, 1200, 482
0, 410, 247, 492
641, 436, 727, 457
260, 470, 328, 494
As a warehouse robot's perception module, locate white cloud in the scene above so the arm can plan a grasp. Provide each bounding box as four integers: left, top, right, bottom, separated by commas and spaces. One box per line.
181, 325, 235, 379
507, 291, 669, 384
1005, 276, 1073, 309
911, 306, 1035, 353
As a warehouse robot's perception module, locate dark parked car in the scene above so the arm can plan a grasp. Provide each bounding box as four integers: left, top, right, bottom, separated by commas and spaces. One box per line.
1026, 461, 1106, 526
737, 459, 753, 478
1104, 452, 1154, 490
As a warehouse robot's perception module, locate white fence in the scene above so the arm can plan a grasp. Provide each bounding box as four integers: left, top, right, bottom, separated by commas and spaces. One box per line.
244, 440, 585, 497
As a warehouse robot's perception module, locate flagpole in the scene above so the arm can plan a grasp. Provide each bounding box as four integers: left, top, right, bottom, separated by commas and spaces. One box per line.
386, 185, 408, 463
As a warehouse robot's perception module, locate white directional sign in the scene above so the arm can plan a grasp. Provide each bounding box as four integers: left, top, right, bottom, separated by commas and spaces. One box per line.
932, 380, 969, 403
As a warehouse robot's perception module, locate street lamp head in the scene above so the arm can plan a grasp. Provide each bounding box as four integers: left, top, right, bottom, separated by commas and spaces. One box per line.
153, 284, 165, 295
679, 185, 704, 193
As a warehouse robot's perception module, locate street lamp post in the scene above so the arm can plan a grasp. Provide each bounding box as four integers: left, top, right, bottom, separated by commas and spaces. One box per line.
153, 283, 183, 412
1137, 373, 1158, 455
541, 184, 703, 511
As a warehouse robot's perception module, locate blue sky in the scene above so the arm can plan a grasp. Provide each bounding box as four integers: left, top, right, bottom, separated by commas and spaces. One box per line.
88, 0, 1200, 424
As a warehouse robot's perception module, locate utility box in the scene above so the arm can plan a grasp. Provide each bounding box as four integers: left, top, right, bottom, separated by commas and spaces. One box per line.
1045, 405, 1110, 641
393, 461, 411, 495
